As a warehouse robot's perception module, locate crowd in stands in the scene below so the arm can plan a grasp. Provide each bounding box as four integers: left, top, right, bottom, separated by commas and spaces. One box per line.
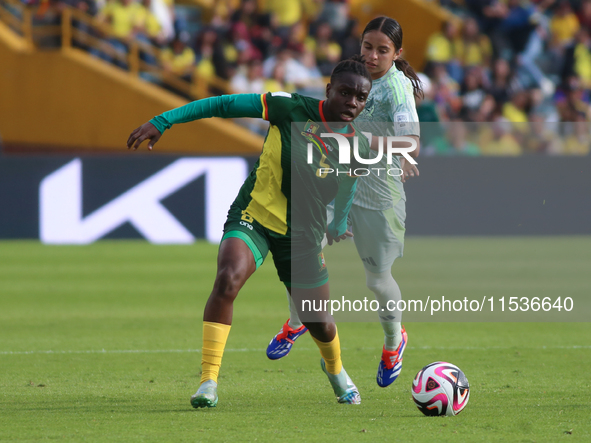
13, 0, 591, 155
429, 0, 591, 155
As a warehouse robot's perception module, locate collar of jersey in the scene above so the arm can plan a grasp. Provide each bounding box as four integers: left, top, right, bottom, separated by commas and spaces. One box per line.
372, 63, 398, 85
319, 100, 356, 138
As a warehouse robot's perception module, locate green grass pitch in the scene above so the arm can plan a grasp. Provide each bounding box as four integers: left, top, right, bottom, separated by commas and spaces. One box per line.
1, 238, 590, 442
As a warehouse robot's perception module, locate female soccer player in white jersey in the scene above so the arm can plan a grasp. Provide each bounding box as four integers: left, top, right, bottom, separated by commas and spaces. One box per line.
267, 16, 423, 388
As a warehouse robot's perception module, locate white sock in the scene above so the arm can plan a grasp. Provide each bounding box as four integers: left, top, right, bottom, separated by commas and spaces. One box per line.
365, 269, 402, 351
286, 289, 303, 329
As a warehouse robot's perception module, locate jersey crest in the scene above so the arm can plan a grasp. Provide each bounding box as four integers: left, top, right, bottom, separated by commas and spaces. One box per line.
301, 120, 331, 155
302, 120, 320, 135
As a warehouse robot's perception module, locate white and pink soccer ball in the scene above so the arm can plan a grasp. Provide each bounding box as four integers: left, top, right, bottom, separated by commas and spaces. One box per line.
412, 362, 470, 416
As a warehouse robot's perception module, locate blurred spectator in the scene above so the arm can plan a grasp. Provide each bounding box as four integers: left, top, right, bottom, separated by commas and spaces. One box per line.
295, 48, 323, 87
562, 28, 591, 90
127, 0, 161, 76
264, 59, 294, 92
97, 0, 135, 41
460, 67, 495, 121
230, 0, 258, 28
517, 21, 555, 94
497, 0, 539, 58
458, 17, 492, 70
526, 113, 562, 153
132, 0, 162, 43
285, 21, 306, 53
563, 117, 591, 154
262, 46, 317, 88
529, 87, 560, 121
487, 58, 519, 111
503, 89, 530, 122
431, 62, 462, 120
577, 0, 591, 31
261, 0, 302, 39
195, 27, 229, 81
95, 0, 137, 67
465, 0, 508, 35
340, 19, 361, 60
230, 57, 269, 135
556, 80, 591, 121
429, 121, 481, 156
479, 120, 522, 155
425, 20, 463, 83
316, 0, 349, 40
231, 58, 264, 93
227, 19, 262, 67
161, 35, 195, 79
248, 12, 276, 60
150, 0, 174, 43
550, 0, 580, 48
310, 21, 342, 76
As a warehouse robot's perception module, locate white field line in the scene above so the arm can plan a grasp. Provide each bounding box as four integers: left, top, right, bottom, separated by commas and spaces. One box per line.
1, 345, 590, 356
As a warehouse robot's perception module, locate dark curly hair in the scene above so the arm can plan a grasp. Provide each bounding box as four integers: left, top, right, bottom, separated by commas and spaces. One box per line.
330, 54, 372, 86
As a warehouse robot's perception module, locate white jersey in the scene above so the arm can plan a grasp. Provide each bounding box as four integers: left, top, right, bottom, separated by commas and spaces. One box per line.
352, 63, 420, 211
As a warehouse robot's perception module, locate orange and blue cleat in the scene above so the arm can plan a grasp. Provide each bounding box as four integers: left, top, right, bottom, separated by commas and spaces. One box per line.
377, 327, 408, 388
266, 320, 308, 360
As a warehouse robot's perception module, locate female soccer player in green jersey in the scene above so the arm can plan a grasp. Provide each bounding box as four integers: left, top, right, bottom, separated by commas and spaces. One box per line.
267, 17, 423, 389
127, 56, 374, 407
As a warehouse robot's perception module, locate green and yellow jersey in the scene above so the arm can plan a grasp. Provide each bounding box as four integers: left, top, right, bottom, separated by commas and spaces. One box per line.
150, 92, 371, 248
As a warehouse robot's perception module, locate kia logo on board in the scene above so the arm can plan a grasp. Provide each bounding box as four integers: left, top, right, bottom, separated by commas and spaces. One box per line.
39, 158, 248, 244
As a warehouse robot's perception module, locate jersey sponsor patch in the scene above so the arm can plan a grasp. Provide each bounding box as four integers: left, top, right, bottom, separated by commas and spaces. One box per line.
271, 91, 292, 98
394, 112, 410, 129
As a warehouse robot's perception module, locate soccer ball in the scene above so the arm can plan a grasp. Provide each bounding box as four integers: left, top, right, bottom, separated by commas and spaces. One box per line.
411, 362, 470, 416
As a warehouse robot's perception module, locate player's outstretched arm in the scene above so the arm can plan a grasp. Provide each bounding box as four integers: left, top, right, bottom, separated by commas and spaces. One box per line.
126, 94, 265, 151
127, 122, 162, 151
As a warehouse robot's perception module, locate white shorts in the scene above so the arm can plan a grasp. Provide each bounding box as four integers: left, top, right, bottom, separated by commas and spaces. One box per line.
349, 204, 405, 273
324, 202, 406, 274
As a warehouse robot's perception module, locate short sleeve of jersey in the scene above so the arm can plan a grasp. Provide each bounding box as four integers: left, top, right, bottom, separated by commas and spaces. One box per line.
388, 77, 420, 137
261, 92, 300, 126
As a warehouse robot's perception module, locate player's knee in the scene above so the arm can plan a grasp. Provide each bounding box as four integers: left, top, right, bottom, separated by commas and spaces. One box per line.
365, 271, 394, 295
302, 321, 332, 340
212, 267, 244, 301
365, 278, 388, 295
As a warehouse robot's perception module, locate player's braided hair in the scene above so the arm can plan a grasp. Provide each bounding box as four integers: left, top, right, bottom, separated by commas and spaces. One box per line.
363, 16, 424, 99
330, 54, 372, 86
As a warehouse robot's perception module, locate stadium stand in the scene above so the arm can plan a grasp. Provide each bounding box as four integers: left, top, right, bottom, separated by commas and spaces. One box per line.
0, 0, 589, 155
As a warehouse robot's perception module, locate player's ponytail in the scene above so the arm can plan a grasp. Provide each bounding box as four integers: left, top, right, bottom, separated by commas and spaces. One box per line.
330, 54, 372, 85
362, 16, 424, 99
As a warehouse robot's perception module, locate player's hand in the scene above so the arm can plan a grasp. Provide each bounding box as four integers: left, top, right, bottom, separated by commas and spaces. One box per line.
127, 122, 162, 151
326, 229, 353, 246
400, 157, 419, 183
